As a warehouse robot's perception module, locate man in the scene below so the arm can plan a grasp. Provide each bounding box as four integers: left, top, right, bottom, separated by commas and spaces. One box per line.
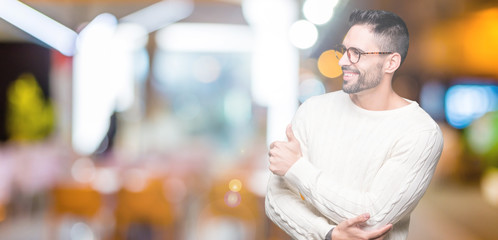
266, 9, 444, 240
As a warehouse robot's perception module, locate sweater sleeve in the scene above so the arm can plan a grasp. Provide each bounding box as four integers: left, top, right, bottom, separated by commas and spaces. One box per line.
266, 175, 336, 239
284, 126, 444, 230
265, 100, 335, 240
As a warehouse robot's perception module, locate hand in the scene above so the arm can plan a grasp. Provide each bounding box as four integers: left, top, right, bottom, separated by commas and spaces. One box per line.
331, 213, 392, 240
268, 124, 302, 176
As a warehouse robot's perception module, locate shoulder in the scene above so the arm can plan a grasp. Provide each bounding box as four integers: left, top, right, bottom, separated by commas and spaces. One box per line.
292, 91, 345, 125
388, 105, 444, 155
300, 90, 347, 109
295, 90, 351, 123
400, 104, 443, 140
410, 105, 440, 130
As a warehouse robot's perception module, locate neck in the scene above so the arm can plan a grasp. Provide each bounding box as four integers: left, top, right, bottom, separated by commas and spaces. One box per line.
349, 77, 409, 111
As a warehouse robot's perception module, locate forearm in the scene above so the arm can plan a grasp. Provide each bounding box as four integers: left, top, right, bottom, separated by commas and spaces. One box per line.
284, 158, 369, 223
266, 174, 334, 240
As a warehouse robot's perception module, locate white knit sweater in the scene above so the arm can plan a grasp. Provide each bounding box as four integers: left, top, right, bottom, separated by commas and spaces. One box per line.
266, 90, 444, 240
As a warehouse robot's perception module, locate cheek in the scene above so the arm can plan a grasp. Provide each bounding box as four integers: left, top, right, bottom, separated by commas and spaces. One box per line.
354, 64, 368, 77
363, 61, 383, 75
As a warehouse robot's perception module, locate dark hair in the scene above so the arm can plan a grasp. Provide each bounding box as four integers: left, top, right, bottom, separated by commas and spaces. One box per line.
349, 9, 409, 64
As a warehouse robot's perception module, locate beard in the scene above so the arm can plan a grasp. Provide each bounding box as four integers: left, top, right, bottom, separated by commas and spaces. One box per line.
342, 62, 383, 94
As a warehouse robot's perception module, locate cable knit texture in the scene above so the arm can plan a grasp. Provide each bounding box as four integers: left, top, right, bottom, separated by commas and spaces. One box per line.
266, 91, 444, 240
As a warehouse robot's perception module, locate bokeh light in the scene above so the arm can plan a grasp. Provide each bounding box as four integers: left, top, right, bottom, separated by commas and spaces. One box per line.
298, 77, 326, 103
242, 0, 298, 27
466, 111, 498, 156
302, 0, 338, 25
289, 20, 318, 49
445, 84, 498, 129
317, 50, 343, 78
70, 222, 95, 240
91, 168, 120, 194
122, 168, 148, 193
224, 191, 241, 208
229, 179, 242, 192
71, 157, 96, 183
481, 168, 498, 207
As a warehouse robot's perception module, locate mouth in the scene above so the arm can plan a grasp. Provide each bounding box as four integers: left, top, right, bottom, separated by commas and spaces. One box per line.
342, 70, 359, 81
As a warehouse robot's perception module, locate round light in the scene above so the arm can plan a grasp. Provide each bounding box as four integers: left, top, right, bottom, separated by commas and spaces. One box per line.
229, 179, 242, 192
317, 49, 343, 78
224, 191, 241, 207
302, 0, 337, 25
70, 222, 95, 240
289, 20, 318, 49
298, 77, 326, 103
445, 85, 497, 129
71, 157, 96, 183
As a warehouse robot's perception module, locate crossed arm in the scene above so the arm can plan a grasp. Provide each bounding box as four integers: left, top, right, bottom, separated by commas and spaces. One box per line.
266, 171, 392, 240
266, 124, 442, 239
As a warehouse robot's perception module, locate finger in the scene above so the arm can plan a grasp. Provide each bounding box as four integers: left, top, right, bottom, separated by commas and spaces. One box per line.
346, 213, 370, 226
270, 141, 281, 150
375, 235, 388, 240
268, 157, 275, 170
368, 224, 392, 239
269, 163, 276, 173
286, 124, 296, 142
268, 149, 277, 158
270, 141, 280, 150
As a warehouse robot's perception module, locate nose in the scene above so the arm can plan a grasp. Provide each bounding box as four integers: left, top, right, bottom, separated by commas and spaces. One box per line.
338, 52, 350, 67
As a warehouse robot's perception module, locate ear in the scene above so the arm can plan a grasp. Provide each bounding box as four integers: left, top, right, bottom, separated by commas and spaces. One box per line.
384, 53, 402, 74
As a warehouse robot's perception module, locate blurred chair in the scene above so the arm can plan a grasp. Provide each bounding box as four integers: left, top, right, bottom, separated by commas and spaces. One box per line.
195, 174, 265, 240
48, 184, 103, 240
113, 177, 176, 240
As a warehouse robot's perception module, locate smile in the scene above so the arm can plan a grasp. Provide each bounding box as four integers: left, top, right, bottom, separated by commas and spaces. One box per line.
342, 71, 358, 80
344, 72, 357, 77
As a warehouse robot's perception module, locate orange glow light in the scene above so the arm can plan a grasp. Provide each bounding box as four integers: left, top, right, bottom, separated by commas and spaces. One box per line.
317, 50, 343, 78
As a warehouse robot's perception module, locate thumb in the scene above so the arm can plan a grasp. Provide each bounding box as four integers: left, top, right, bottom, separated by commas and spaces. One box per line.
347, 213, 370, 226
286, 124, 296, 142
369, 224, 392, 239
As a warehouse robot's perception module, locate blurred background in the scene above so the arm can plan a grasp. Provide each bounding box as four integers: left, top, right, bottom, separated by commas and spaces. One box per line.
0, 0, 497, 239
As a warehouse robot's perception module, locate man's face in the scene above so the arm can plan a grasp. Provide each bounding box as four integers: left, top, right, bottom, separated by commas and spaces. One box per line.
338, 25, 385, 94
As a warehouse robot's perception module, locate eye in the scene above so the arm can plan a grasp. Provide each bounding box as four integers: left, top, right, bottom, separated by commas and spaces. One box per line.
349, 47, 361, 57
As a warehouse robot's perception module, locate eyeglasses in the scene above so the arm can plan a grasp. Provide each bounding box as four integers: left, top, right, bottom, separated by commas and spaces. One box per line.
335, 45, 392, 64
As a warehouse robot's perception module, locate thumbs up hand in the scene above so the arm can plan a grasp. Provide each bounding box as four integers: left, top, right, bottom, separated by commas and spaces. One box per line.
268, 124, 303, 176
